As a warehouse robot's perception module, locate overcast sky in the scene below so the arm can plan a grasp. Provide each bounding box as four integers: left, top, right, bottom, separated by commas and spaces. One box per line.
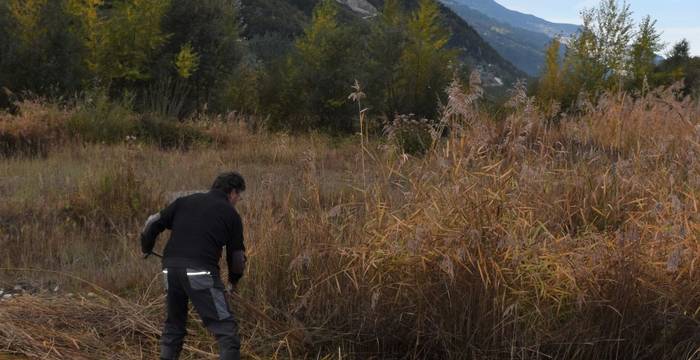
496, 0, 700, 56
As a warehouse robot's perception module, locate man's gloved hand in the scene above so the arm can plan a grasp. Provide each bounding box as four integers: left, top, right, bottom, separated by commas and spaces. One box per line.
227, 272, 242, 294
140, 232, 156, 259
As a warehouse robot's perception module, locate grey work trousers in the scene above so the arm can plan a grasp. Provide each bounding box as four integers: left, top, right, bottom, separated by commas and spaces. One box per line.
160, 267, 240, 360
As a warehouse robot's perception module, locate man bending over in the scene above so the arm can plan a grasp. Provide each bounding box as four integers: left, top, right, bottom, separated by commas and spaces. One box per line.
141, 172, 247, 360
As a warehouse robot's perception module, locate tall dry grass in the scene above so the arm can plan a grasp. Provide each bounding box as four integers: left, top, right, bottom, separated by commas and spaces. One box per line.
1, 81, 699, 359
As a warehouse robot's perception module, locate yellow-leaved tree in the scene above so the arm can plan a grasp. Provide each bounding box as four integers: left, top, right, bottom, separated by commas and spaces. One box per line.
537, 37, 563, 111
175, 42, 199, 79
66, 0, 103, 76
67, 0, 170, 84
7, 0, 48, 47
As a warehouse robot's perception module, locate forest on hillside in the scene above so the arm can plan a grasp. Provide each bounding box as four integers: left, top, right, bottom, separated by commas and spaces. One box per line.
0, 0, 698, 136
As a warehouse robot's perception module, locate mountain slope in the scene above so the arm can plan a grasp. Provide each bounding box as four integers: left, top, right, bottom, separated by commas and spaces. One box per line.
439, 0, 579, 76
445, 0, 578, 38
411, 0, 526, 85
444, 2, 553, 76
240, 0, 526, 87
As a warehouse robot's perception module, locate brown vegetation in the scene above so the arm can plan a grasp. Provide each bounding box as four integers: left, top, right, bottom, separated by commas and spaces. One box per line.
1, 81, 699, 359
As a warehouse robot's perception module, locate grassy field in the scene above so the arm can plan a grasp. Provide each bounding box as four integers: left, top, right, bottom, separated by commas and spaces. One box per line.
1, 81, 700, 359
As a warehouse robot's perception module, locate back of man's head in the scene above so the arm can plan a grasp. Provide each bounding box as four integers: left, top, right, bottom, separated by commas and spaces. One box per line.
211, 172, 246, 195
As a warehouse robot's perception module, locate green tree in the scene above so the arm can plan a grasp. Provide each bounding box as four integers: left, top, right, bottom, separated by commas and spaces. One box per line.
221, 58, 266, 115
687, 57, 700, 96
65, 0, 102, 75
156, 0, 243, 113
0, 3, 10, 103
277, 0, 359, 132
669, 40, 691, 61
562, 0, 634, 98
0, 0, 86, 103
664, 39, 691, 76
656, 39, 700, 96
563, 13, 602, 99
365, 0, 407, 117
629, 15, 662, 90
67, 0, 170, 85
590, 0, 634, 86
101, 0, 170, 83
399, 0, 457, 119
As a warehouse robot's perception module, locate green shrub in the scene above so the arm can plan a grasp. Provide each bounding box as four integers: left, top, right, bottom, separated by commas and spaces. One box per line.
65, 92, 138, 144
137, 114, 210, 150
384, 115, 435, 156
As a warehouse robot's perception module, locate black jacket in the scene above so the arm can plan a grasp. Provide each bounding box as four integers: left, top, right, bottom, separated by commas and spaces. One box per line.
141, 189, 245, 283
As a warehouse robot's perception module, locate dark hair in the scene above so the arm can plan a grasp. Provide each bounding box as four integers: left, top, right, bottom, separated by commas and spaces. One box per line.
211, 172, 246, 195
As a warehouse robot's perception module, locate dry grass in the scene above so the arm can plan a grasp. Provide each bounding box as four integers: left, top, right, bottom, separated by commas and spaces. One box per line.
0, 269, 314, 359
1, 82, 699, 359
0, 100, 70, 157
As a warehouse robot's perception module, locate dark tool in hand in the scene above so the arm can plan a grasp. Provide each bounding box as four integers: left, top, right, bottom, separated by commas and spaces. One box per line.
143, 251, 163, 259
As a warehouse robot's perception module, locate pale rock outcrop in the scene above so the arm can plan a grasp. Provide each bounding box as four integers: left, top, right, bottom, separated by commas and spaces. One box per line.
336, 0, 377, 17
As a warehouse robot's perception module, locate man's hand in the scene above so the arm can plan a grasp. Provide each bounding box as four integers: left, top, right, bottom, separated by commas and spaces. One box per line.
140, 233, 152, 255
